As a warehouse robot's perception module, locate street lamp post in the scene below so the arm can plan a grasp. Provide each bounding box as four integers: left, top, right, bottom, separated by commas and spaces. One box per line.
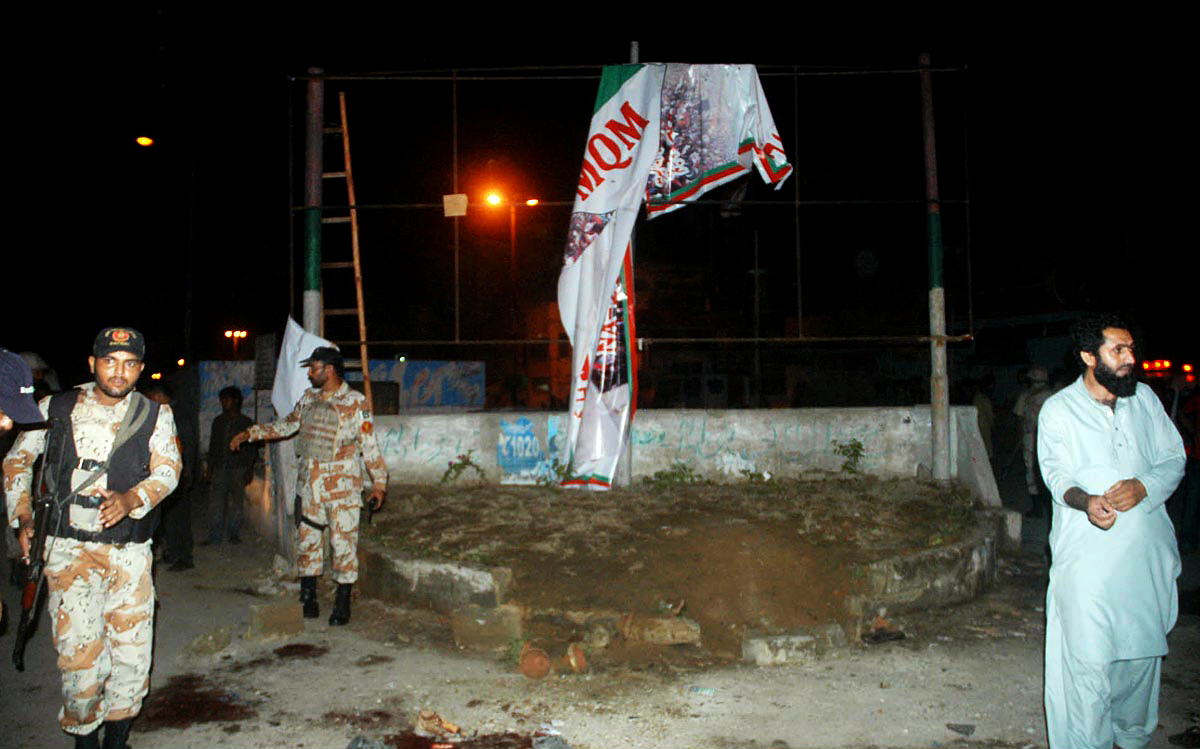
484, 193, 539, 407
485, 193, 539, 340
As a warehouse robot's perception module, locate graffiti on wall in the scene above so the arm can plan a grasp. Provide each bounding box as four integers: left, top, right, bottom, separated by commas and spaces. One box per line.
373, 422, 478, 472
366, 360, 484, 409
630, 413, 884, 476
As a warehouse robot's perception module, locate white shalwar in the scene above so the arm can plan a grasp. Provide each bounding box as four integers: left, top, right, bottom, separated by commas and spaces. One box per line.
1038, 378, 1185, 749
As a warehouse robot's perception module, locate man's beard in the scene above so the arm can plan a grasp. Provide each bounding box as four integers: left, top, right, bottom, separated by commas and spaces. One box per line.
1094, 359, 1138, 398
96, 380, 135, 399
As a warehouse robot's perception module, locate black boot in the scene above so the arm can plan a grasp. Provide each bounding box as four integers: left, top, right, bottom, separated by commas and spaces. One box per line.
101, 718, 132, 749
299, 576, 319, 619
329, 583, 352, 626
73, 728, 100, 749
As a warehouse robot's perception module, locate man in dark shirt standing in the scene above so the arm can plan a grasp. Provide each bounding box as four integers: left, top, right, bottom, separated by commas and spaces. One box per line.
204, 386, 255, 545
144, 381, 198, 571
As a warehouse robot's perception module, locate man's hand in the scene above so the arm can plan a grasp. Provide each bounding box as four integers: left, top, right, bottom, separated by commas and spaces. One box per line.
97, 487, 141, 528
229, 430, 250, 452
1103, 478, 1147, 512
16, 514, 34, 562
1085, 494, 1117, 530
366, 487, 385, 512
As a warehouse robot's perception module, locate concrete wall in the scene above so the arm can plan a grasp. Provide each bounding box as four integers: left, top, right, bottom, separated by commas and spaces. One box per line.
372, 405, 1000, 506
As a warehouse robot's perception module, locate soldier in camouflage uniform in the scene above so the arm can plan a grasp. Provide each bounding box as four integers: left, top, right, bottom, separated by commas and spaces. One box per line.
4, 328, 180, 749
1018, 366, 1053, 518
231, 346, 386, 625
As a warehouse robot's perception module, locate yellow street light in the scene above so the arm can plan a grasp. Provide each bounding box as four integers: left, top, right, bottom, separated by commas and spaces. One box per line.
486, 192, 503, 206
177, 358, 186, 367
525, 198, 539, 207
224, 330, 248, 358
136, 136, 154, 147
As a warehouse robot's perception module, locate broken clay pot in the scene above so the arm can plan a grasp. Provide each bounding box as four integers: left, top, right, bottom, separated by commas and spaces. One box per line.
519, 642, 551, 679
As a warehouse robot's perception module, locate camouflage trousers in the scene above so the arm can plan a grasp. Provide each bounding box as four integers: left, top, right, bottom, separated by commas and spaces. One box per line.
296, 459, 363, 584
44, 537, 154, 735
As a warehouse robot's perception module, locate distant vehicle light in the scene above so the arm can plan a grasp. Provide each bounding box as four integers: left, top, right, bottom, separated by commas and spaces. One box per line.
136, 136, 154, 147
1162, 360, 1171, 369
1143, 361, 1151, 370
1183, 363, 1194, 373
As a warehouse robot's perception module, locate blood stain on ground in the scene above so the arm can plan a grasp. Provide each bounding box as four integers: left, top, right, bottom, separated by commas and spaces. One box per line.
274, 643, 330, 659
226, 655, 274, 673
192, 584, 271, 598
384, 732, 534, 749
135, 674, 256, 730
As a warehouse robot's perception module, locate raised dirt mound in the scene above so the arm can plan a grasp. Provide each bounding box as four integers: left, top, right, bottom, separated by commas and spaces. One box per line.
367, 476, 982, 660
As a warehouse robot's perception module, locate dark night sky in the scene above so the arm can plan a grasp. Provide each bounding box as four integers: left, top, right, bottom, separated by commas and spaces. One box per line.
6, 17, 1195, 389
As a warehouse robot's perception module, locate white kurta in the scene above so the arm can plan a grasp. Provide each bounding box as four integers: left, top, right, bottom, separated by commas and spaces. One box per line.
1038, 377, 1184, 748
1038, 377, 1184, 664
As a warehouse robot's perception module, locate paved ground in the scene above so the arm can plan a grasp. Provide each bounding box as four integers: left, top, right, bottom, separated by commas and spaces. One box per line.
1, 420, 1197, 748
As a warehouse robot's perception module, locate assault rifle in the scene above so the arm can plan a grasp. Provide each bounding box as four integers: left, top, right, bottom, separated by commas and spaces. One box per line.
11, 397, 151, 671
12, 492, 53, 672
12, 413, 67, 673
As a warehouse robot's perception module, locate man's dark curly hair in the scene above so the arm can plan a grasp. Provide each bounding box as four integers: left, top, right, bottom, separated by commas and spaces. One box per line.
219, 385, 243, 408
1071, 312, 1132, 371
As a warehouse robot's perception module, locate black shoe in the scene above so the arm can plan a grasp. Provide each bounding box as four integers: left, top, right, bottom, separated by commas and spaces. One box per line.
329, 583, 352, 626
102, 718, 133, 749
229, 536, 242, 545
74, 728, 100, 749
168, 560, 194, 571
299, 576, 319, 619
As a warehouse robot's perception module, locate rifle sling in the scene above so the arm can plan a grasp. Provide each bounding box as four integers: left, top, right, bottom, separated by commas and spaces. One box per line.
62, 392, 154, 501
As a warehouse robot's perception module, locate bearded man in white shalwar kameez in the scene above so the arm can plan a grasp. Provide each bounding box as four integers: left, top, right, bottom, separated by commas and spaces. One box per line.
1038, 312, 1185, 749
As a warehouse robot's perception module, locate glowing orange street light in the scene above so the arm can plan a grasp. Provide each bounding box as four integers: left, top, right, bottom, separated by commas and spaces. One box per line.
224, 329, 248, 358
1184, 364, 1194, 373
136, 136, 154, 147
486, 192, 503, 206
150, 372, 162, 380
177, 358, 186, 367
525, 198, 539, 207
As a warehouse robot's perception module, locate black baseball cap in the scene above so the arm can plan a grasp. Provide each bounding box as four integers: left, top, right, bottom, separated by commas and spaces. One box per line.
0, 347, 44, 423
93, 327, 146, 359
299, 346, 343, 368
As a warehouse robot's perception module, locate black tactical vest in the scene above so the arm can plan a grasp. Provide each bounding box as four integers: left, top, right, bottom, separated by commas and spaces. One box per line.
44, 389, 161, 544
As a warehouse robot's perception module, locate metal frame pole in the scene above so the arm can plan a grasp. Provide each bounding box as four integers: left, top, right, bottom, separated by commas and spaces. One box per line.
920, 53, 951, 482
303, 67, 324, 335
